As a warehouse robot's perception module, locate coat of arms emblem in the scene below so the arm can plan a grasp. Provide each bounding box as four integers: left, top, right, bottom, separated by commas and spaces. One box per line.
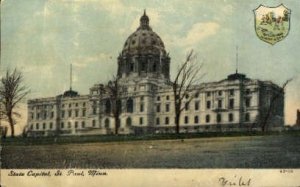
254, 4, 291, 45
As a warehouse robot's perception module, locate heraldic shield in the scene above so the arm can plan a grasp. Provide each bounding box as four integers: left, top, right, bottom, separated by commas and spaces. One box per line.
254, 4, 291, 45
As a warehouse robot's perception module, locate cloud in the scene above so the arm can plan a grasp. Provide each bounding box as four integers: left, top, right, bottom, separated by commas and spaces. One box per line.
71, 53, 112, 68
178, 22, 220, 47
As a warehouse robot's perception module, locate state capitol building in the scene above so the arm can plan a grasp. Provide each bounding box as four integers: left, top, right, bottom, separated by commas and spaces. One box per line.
25, 12, 284, 137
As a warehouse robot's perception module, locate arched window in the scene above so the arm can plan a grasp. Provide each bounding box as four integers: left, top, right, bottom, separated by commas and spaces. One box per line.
184, 116, 189, 124
130, 63, 134, 72
194, 116, 199, 124
127, 98, 134, 113
229, 113, 234, 122
156, 118, 160, 125
117, 99, 122, 112
217, 114, 222, 123
165, 117, 169, 125
126, 117, 132, 127
105, 118, 110, 128
206, 115, 210, 123
153, 63, 157, 72
105, 99, 111, 114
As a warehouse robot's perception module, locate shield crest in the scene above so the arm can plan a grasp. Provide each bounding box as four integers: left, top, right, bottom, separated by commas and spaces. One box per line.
254, 4, 291, 45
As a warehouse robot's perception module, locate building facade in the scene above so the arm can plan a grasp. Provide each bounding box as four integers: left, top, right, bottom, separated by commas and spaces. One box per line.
25, 12, 284, 137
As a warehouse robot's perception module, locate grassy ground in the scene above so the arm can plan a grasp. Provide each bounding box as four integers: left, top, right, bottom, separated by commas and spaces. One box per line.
2, 130, 298, 146
1, 132, 300, 168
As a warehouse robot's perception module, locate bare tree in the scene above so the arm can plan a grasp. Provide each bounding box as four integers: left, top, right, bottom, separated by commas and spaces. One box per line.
261, 78, 292, 132
0, 69, 29, 137
172, 50, 204, 134
105, 76, 122, 135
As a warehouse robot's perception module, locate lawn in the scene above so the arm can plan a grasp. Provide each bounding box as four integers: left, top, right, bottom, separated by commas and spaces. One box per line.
1, 133, 300, 168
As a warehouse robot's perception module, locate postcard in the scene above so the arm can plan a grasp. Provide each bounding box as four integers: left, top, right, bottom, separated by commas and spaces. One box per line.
1, 0, 299, 186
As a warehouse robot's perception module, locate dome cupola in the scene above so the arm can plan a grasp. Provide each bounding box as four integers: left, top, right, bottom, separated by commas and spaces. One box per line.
117, 10, 171, 81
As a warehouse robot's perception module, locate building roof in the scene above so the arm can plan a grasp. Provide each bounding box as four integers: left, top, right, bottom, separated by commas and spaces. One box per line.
121, 10, 166, 56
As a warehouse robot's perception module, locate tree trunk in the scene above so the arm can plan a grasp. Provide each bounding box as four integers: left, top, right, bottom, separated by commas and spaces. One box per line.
8, 115, 14, 137
115, 116, 119, 135
175, 114, 180, 134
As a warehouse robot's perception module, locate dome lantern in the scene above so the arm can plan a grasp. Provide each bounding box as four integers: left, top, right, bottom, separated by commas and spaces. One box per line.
139, 10, 150, 30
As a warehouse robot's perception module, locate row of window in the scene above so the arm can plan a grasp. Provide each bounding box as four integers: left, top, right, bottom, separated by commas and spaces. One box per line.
62, 102, 86, 108
61, 109, 86, 118
31, 101, 88, 110
31, 111, 54, 120
155, 90, 236, 101
103, 113, 251, 128
155, 113, 251, 125
31, 112, 252, 130
31, 120, 97, 130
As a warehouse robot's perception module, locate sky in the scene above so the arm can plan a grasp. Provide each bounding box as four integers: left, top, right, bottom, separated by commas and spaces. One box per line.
1, 0, 300, 134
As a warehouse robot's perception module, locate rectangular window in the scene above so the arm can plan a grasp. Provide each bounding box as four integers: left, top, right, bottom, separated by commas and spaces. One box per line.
218, 100, 222, 108
156, 104, 161, 112
82, 109, 86, 117
166, 104, 170, 112
93, 108, 97, 115
185, 103, 189, 111
229, 113, 234, 122
195, 101, 199, 110
229, 99, 234, 109
157, 96, 160, 101
206, 92, 211, 97
206, 101, 211, 109
166, 95, 170, 100
68, 110, 72, 117
43, 123, 46, 129
61, 111, 65, 118
50, 112, 54, 119
140, 104, 144, 112
139, 117, 143, 125
229, 89, 234, 96
218, 90, 222, 96
75, 110, 79, 117
245, 98, 251, 107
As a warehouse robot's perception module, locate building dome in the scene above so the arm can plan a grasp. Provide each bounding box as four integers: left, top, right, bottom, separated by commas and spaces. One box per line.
122, 10, 166, 56
117, 10, 170, 80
